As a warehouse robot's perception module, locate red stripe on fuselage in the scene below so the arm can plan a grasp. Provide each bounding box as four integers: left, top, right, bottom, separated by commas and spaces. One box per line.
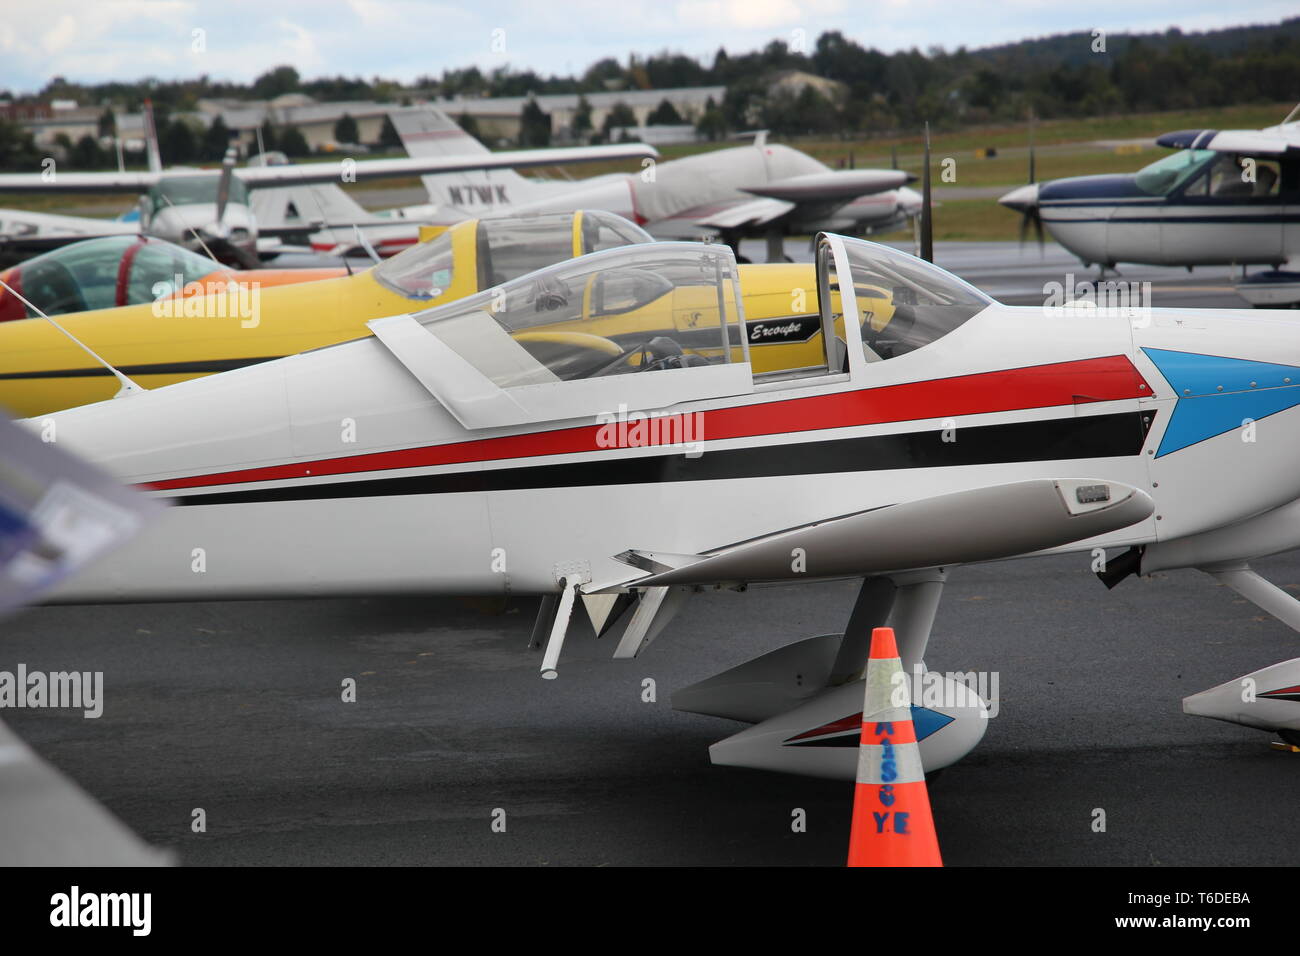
146, 355, 1150, 492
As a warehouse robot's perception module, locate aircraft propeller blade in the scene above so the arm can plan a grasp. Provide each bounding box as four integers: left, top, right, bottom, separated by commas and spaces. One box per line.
215, 147, 236, 227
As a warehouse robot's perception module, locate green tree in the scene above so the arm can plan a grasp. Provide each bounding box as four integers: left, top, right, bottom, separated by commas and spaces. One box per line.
161, 119, 196, 164
695, 97, 727, 141
201, 114, 231, 161
252, 65, 300, 99
333, 112, 359, 145
601, 100, 636, 139
70, 134, 104, 169
377, 114, 402, 149
572, 95, 593, 136
97, 107, 116, 139
519, 99, 551, 147
0, 118, 41, 171
456, 112, 484, 144
279, 126, 311, 157
646, 98, 683, 125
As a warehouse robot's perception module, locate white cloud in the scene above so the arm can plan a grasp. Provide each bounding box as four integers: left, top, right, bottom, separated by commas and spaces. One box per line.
0, 0, 1293, 94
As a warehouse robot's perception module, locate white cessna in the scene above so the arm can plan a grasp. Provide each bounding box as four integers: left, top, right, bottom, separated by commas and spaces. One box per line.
1001, 106, 1300, 306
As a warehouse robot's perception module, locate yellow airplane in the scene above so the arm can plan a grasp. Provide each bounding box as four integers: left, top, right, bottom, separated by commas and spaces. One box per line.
0, 210, 892, 418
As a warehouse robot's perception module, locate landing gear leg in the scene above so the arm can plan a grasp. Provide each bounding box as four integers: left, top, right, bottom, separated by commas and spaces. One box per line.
1201, 561, 1300, 633
829, 569, 948, 683
764, 229, 791, 264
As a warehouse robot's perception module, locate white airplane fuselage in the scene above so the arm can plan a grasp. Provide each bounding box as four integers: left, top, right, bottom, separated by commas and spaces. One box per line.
32, 298, 1300, 605
1004, 175, 1297, 268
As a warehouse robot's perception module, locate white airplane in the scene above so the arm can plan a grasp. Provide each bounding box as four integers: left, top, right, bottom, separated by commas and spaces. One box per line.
0, 103, 658, 268
22, 223, 1300, 782
269, 106, 922, 262
1000, 106, 1300, 305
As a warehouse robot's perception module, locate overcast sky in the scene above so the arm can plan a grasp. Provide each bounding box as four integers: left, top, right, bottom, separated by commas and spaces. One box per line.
1, 0, 1294, 95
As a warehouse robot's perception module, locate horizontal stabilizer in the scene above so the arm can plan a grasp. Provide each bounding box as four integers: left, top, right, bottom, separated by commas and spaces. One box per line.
614, 478, 1153, 587
742, 169, 912, 203
695, 196, 794, 230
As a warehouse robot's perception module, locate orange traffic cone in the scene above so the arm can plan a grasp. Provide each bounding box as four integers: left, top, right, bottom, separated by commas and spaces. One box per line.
846, 627, 943, 867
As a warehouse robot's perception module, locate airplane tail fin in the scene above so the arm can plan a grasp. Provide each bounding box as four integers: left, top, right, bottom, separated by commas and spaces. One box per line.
251, 181, 385, 233
143, 99, 162, 174
389, 105, 537, 214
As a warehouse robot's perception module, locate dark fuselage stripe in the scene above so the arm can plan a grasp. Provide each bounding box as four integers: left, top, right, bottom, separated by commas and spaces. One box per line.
0, 356, 280, 380
171, 410, 1155, 505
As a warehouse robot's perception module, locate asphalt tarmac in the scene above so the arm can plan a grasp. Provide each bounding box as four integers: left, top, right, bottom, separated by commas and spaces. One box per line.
3, 242, 1297, 866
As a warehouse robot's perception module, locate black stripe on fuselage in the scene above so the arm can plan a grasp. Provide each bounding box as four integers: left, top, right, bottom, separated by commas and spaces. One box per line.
170, 409, 1154, 506
0, 356, 279, 380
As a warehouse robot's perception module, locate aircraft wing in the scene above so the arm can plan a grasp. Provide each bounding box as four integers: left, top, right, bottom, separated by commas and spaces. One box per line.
232, 143, 659, 190
596, 478, 1153, 590
742, 169, 913, 203
0, 170, 164, 194
0, 143, 659, 195
694, 196, 796, 230
1155, 127, 1300, 156
683, 169, 913, 232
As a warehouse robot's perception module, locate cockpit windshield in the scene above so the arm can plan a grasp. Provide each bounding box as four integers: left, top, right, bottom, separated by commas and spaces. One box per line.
150, 174, 251, 212
411, 243, 745, 387
372, 211, 653, 302
1134, 149, 1214, 196
478, 211, 652, 288
5, 236, 222, 317
838, 238, 992, 361
372, 230, 455, 300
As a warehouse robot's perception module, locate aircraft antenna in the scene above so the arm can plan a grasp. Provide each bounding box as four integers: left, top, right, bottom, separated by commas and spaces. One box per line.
919, 122, 933, 263
353, 225, 382, 264
0, 278, 143, 398
1282, 102, 1300, 126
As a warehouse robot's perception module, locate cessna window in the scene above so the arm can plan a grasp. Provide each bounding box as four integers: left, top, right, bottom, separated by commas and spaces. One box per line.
1134, 150, 1214, 196
372, 231, 455, 300
840, 238, 992, 362
1203, 155, 1280, 198
413, 244, 745, 387
150, 175, 251, 212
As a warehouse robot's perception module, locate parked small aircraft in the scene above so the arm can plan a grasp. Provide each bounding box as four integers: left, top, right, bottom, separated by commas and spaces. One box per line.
263, 106, 923, 263
0, 211, 655, 417
1000, 107, 1300, 304
25, 224, 1300, 778
0, 210, 844, 418
0, 102, 658, 268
